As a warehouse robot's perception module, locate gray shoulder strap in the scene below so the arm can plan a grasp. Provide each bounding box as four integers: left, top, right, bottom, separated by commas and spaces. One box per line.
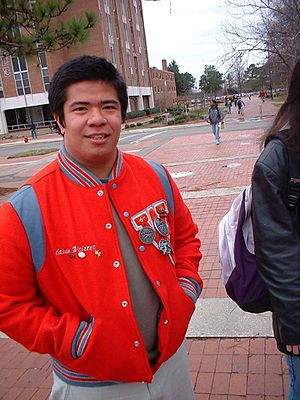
146, 160, 174, 215
9, 185, 45, 272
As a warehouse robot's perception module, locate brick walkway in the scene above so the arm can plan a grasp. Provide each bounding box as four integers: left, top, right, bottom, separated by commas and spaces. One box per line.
0, 96, 289, 399
0, 337, 288, 400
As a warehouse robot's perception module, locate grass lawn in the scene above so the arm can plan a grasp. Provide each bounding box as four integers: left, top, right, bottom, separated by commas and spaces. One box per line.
7, 148, 58, 159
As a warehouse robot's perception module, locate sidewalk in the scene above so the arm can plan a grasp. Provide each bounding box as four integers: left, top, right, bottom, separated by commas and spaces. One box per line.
0, 96, 289, 400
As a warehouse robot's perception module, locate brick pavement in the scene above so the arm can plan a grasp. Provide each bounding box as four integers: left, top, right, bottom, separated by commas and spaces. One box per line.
0, 96, 290, 399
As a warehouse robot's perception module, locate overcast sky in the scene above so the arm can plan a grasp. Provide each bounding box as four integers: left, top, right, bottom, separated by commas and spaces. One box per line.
141, 0, 252, 84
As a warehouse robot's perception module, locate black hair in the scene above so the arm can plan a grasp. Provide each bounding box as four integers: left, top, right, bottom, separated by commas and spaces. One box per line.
48, 55, 128, 124
262, 57, 300, 155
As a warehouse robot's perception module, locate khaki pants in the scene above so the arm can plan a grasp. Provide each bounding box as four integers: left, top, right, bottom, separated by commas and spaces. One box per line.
49, 341, 194, 400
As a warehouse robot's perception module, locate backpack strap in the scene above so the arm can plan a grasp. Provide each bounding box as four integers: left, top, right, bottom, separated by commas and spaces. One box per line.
146, 160, 174, 215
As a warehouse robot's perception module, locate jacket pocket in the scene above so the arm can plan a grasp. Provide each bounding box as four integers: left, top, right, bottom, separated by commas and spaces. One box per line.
71, 316, 94, 359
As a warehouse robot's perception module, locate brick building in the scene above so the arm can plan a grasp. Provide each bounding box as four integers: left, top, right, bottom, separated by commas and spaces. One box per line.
149, 59, 177, 108
0, 0, 154, 134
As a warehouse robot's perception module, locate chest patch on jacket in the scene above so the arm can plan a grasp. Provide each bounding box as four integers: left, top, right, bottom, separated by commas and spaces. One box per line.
131, 200, 174, 261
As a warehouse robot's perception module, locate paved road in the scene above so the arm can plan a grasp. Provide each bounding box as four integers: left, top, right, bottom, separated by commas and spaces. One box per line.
0, 96, 289, 399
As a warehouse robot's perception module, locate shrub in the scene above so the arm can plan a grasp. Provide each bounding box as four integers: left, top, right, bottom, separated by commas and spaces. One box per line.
174, 116, 187, 124
125, 110, 147, 120
167, 105, 184, 116
144, 107, 162, 115
187, 114, 198, 121
137, 122, 143, 126
172, 110, 183, 116
153, 115, 165, 123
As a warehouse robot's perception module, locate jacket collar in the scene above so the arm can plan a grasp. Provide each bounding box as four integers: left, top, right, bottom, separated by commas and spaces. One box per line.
57, 145, 123, 187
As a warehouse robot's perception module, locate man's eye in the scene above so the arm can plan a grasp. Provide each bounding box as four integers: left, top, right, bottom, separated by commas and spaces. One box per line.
104, 103, 119, 110
73, 107, 87, 111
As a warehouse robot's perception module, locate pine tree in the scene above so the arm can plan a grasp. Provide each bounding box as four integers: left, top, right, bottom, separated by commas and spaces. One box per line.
0, 0, 96, 57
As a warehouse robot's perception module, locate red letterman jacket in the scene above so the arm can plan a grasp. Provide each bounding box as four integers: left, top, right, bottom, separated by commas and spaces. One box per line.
0, 149, 202, 385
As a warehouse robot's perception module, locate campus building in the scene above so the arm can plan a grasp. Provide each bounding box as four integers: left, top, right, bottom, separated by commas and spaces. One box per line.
0, 0, 155, 134
149, 59, 177, 108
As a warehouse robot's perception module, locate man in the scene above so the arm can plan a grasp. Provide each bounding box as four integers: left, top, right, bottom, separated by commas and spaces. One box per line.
237, 97, 245, 116
0, 56, 202, 399
30, 121, 37, 139
207, 99, 224, 145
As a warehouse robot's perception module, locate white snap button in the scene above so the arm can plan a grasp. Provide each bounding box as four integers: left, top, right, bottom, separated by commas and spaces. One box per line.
97, 190, 104, 196
156, 280, 161, 286
113, 261, 120, 268
121, 301, 128, 307
164, 319, 169, 325
78, 252, 86, 258
105, 223, 112, 229
133, 340, 140, 347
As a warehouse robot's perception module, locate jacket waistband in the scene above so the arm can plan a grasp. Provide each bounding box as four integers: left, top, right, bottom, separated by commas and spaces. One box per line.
52, 358, 120, 387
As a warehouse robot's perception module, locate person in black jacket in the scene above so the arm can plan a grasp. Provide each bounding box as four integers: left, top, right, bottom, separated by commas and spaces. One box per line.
252, 57, 300, 400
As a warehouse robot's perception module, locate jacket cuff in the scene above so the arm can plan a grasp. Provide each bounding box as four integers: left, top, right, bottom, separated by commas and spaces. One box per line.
178, 277, 201, 303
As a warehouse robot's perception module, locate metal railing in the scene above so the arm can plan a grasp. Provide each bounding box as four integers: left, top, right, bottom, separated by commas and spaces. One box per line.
7, 120, 55, 132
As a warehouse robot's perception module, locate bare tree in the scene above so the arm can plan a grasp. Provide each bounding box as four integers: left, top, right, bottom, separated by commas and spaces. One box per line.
222, 52, 248, 95
222, 0, 300, 78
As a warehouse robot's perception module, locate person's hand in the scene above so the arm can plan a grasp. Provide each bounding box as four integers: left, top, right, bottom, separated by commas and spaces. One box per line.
286, 344, 300, 355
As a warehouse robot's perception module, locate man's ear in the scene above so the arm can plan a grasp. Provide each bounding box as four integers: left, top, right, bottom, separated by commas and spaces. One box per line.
54, 113, 65, 135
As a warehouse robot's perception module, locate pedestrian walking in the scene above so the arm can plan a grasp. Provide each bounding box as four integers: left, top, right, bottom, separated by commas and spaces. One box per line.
237, 98, 245, 116
225, 98, 232, 114
232, 94, 237, 107
29, 121, 37, 139
0, 55, 203, 400
207, 99, 224, 145
252, 56, 300, 400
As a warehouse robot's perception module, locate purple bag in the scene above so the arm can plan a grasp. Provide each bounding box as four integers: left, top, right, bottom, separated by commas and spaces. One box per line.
218, 186, 272, 313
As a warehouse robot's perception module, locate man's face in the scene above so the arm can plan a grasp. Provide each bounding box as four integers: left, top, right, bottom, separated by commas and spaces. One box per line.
55, 80, 123, 179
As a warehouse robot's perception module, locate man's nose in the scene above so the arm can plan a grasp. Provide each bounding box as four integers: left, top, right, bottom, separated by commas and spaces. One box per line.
88, 108, 107, 124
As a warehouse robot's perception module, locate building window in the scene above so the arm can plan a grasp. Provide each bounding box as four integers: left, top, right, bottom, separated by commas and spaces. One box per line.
0, 74, 4, 98
121, 0, 126, 18
134, 0, 140, 28
38, 51, 50, 91
123, 21, 130, 49
137, 30, 142, 52
110, 44, 116, 65
127, 51, 133, 75
106, 8, 113, 39
12, 56, 31, 95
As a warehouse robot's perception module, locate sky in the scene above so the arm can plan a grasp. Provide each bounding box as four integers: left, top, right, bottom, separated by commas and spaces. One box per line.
141, 0, 257, 85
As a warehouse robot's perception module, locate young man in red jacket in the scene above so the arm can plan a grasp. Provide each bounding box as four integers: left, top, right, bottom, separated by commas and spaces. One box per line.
0, 56, 202, 400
